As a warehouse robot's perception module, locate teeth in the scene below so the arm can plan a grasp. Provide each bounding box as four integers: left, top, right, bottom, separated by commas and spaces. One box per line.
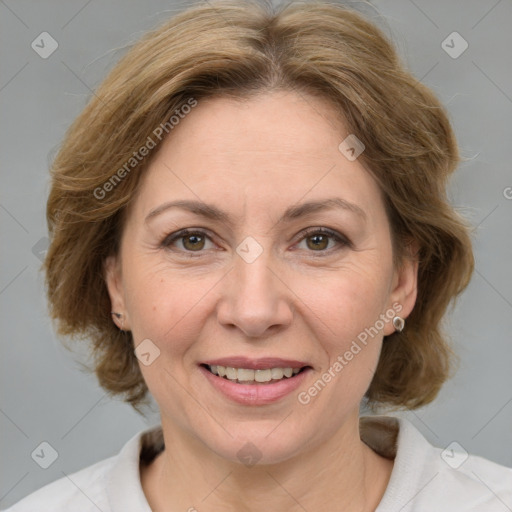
255, 369, 271, 382
208, 365, 304, 383
271, 368, 284, 379
237, 368, 255, 381
225, 367, 237, 380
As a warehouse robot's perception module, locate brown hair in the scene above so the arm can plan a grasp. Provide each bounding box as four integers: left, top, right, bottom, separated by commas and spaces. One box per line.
43, 0, 474, 414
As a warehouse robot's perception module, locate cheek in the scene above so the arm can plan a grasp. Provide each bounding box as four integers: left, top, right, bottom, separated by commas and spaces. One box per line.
297, 264, 391, 388
125, 269, 208, 401
293, 284, 385, 420
123, 260, 207, 352
304, 262, 391, 339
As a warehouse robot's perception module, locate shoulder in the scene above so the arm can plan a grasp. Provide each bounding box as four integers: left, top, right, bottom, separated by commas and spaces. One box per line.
1, 425, 160, 512
361, 415, 512, 511
425, 443, 512, 509
398, 417, 512, 511
0, 456, 116, 512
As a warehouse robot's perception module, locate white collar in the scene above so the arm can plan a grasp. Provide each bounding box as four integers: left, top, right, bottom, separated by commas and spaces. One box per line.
105, 415, 417, 511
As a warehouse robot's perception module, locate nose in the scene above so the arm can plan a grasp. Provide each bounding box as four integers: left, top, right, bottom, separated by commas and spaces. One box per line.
216, 247, 294, 339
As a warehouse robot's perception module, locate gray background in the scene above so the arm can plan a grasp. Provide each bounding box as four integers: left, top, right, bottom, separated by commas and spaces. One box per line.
1, 0, 511, 508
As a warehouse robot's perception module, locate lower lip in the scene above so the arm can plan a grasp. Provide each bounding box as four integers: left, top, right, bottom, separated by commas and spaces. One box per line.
199, 365, 312, 405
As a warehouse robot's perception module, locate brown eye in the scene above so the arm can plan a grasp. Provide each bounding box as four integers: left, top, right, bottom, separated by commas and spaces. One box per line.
306, 233, 330, 251
182, 233, 206, 251
162, 229, 214, 255
296, 228, 350, 255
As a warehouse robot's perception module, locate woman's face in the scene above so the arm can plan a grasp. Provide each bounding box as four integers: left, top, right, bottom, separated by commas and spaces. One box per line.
105, 90, 417, 464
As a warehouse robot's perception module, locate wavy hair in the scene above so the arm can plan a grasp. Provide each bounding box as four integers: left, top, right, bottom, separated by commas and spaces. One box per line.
43, 0, 474, 413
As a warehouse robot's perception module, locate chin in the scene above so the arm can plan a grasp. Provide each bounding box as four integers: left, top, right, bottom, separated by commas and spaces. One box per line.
196, 421, 313, 467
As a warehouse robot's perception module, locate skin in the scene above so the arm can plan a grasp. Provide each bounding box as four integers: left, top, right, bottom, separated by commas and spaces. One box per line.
105, 90, 418, 512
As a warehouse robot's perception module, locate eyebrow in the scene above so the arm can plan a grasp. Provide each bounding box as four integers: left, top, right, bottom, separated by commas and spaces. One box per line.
145, 197, 367, 226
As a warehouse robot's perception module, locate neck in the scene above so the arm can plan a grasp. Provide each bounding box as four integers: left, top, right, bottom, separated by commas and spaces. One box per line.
141, 412, 393, 512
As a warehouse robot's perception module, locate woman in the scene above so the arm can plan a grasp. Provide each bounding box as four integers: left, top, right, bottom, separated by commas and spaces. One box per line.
4, 1, 511, 511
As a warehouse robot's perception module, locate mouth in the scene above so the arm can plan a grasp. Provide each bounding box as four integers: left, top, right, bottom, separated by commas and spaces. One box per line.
200, 363, 311, 385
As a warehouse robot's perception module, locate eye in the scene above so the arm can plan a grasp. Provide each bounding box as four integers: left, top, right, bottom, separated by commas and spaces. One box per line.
161, 228, 215, 255
295, 227, 350, 254
161, 227, 350, 257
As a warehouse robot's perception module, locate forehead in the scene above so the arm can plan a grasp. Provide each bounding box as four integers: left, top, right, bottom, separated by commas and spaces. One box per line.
162, 91, 347, 166
131, 91, 385, 224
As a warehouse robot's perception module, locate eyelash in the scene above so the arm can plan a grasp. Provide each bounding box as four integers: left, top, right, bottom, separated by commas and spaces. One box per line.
160, 227, 351, 258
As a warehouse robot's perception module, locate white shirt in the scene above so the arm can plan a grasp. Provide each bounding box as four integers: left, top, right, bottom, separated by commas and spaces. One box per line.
3, 415, 511, 511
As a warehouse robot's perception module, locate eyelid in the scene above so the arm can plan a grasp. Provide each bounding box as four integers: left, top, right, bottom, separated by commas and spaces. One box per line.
298, 226, 349, 242
160, 228, 217, 254
293, 227, 351, 253
161, 226, 351, 255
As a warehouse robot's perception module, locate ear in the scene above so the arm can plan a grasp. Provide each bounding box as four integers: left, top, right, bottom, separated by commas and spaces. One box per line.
103, 254, 131, 331
383, 241, 419, 336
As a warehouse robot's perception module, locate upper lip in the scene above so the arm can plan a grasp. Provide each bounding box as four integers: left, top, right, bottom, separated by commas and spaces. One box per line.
201, 357, 312, 370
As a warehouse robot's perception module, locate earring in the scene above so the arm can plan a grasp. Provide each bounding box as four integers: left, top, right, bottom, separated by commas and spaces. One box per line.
111, 312, 124, 331
392, 316, 405, 333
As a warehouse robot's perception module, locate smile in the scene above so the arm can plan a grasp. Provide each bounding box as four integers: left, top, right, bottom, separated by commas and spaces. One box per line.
199, 363, 313, 405
204, 364, 307, 384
